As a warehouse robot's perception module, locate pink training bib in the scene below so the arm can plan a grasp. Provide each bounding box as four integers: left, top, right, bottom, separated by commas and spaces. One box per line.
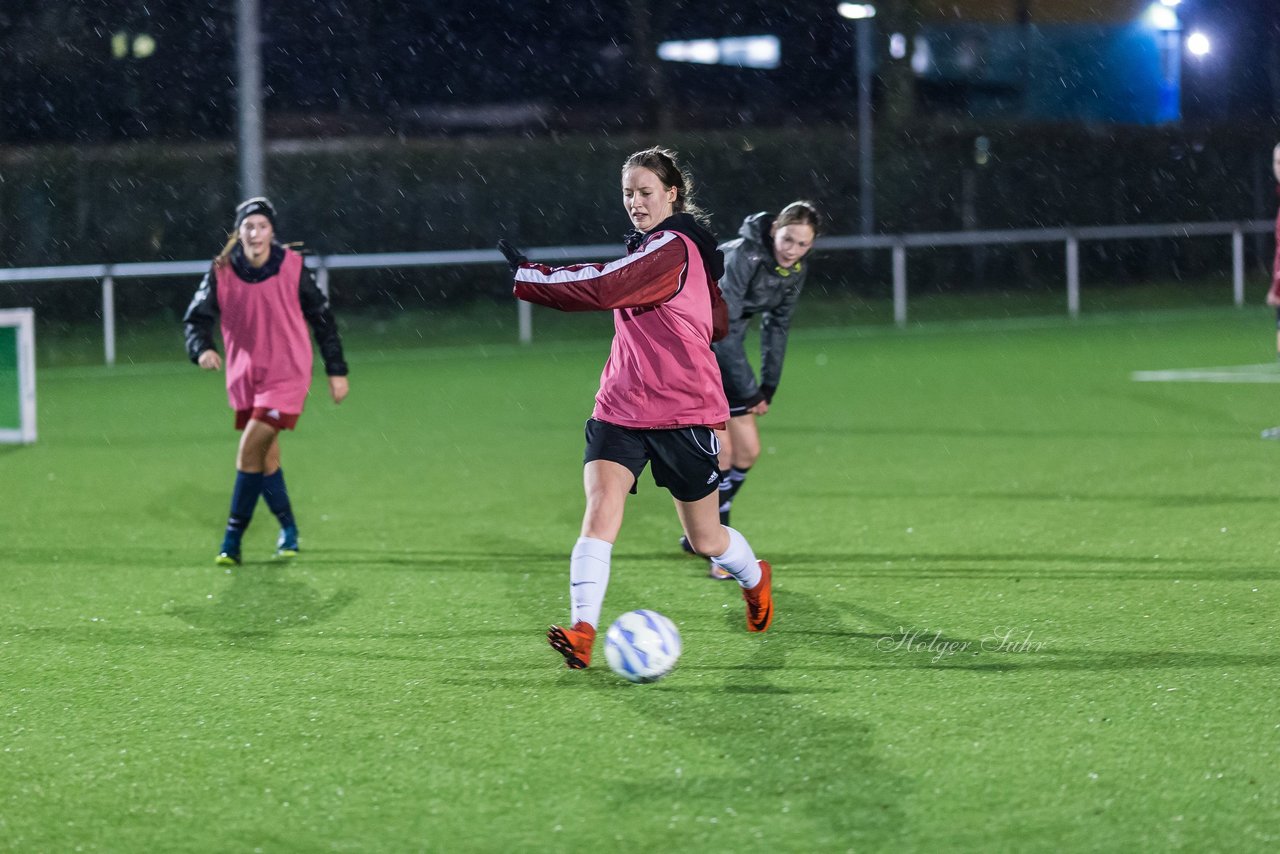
593, 232, 729, 429
215, 247, 313, 413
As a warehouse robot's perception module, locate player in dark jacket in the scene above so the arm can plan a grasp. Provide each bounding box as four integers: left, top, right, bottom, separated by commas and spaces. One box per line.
686, 201, 821, 576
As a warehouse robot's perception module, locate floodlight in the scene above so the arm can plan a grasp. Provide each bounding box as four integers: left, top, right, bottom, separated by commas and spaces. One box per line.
1144, 3, 1179, 31
837, 4, 876, 20
1186, 31, 1210, 57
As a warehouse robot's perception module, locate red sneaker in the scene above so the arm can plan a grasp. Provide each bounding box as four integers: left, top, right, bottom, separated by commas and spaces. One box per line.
547, 621, 596, 669
742, 560, 773, 632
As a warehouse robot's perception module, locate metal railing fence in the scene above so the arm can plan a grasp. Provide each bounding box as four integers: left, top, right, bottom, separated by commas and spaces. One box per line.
0, 219, 1271, 365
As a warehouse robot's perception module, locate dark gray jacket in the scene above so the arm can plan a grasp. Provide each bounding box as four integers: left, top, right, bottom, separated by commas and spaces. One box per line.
712, 212, 807, 409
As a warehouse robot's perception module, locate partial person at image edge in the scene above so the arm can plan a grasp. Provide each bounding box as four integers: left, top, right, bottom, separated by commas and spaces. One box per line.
1266, 142, 1280, 358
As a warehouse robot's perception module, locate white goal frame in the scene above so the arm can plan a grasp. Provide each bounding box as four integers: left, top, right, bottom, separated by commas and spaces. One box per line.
0, 308, 36, 444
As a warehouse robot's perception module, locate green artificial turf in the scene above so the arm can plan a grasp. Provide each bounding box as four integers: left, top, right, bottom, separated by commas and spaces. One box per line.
2, 307, 1278, 852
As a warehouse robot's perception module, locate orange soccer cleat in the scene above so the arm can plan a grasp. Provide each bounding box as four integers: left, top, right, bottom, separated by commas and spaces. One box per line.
742, 560, 773, 632
547, 621, 597, 669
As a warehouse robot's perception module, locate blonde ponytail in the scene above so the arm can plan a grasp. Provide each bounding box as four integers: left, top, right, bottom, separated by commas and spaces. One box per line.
213, 232, 238, 268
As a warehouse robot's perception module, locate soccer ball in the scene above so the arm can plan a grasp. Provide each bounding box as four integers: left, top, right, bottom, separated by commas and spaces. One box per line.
604, 610, 682, 683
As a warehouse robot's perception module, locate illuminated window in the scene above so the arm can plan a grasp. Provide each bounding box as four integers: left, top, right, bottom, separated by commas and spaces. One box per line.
657, 35, 780, 70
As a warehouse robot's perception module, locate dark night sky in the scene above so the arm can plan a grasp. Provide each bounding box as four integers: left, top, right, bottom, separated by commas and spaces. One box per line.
0, 0, 1277, 143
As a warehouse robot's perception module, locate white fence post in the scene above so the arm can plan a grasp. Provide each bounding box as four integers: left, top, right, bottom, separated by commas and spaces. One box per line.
1065, 235, 1080, 319
892, 242, 907, 328
102, 271, 116, 366
1232, 228, 1244, 307
517, 300, 532, 345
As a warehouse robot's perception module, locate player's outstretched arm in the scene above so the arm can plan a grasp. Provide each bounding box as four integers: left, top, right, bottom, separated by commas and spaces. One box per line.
498, 239, 528, 271
508, 232, 687, 312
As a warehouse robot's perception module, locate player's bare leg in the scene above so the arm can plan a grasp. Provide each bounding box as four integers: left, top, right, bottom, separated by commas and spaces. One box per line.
236, 418, 278, 473
549, 461, 632, 668
719, 413, 760, 521
675, 492, 772, 631
679, 418, 757, 571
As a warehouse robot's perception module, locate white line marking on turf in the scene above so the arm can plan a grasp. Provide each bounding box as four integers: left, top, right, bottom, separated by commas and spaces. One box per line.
1131, 364, 1280, 383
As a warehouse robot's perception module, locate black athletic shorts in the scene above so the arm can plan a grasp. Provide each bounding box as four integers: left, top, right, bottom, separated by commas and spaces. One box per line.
726, 396, 754, 417
583, 418, 722, 502
1274, 307, 1280, 330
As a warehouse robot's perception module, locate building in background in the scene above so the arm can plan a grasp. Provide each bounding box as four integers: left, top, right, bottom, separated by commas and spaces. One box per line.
912, 0, 1279, 125
914, 0, 1173, 124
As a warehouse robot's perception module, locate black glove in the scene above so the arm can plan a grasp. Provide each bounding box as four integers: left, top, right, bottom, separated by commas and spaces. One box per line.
497, 239, 528, 272
760, 384, 776, 405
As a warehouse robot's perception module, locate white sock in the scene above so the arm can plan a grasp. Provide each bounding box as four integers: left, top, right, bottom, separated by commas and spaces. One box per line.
570, 536, 612, 628
710, 526, 761, 589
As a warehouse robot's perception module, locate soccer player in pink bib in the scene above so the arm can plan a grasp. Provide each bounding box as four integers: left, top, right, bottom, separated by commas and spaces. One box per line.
183, 197, 350, 565
501, 147, 775, 670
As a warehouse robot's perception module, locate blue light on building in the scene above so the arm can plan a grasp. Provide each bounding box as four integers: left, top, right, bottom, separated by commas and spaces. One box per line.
912, 3, 1187, 124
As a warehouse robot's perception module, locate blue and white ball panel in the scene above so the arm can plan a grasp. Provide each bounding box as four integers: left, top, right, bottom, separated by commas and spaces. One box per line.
604, 609, 682, 683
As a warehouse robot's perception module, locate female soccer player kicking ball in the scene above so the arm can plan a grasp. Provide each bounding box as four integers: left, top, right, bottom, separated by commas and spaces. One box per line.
501, 147, 774, 669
